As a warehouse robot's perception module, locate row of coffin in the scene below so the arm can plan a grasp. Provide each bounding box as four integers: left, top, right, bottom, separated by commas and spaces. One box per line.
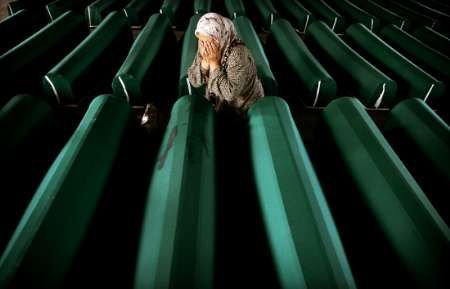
0, 91, 448, 288
0, 0, 449, 288
6, 0, 450, 34
1, 0, 449, 111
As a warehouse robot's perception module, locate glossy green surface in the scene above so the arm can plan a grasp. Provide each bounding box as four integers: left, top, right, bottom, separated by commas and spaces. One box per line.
0, 11, 86, 105
85, 0, 126, 26
234, 16, 277, 95
277, 0, 314, 32
179, 14, 202, 97
44, 11, 132, 104
252, 0, 279, 29
412, 26, 450, 56
327, 0, 380, 31
380, 24, 450, 82
306, 21, 396, 108
113, 13, 173, 104
224, 0, 246, 18
46, 0, 93, 21
248, 96, 356, 289
135, 94, 215, 289
384, 98, 450, 223
194, 0, 211, 14
123, 0, 160, 26
0, 95, 54, 163
352, 0, 409, 29
270, 18, 336, 106
0, 95, 131, 288
346, 23, 444, 106
323, 97, 450, 289
0, 9, 47, 55
301, 0, 346, 33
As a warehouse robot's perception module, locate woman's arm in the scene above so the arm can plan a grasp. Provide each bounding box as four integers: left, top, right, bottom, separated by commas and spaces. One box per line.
187, 51, 209, 88
207, 46, 255, 103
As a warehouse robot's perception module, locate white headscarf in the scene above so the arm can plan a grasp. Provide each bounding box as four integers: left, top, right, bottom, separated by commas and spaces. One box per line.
195, 13, 239, 62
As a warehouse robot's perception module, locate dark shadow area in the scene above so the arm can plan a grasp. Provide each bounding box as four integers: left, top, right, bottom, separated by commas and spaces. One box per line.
69, 25, 133, 107
302, 35, 360, 99
304, 115, 422, 289
213, 109, 280, 289
212, 0, 228, 17
0, 105, 76, 254
139, 27, 179, 111
383, 126, 449, 225
61, 116, 164, 289
169, 0, 192, 31
0, 11, 88, 105
265, 33, 305, 100
265, 31, 319, 107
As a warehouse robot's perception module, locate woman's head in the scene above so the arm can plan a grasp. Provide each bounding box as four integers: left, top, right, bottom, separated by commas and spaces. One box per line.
195, 13, 237, 54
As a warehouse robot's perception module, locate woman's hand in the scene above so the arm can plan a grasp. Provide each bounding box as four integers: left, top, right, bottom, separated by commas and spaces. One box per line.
201, 58, 210, 73
199, 40, 211, 73
199, 40, 207, 58
203, 39, 221, 71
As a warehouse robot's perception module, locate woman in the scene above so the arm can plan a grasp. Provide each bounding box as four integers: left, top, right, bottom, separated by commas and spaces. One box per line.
187, 12, 264, 112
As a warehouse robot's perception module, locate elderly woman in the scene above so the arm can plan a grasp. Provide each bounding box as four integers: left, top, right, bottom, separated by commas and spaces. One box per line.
187, 12, 264, 112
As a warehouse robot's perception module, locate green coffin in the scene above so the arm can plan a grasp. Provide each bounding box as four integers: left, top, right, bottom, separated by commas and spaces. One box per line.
46, 0, 93, 21
351, 0, 409, 30
380, 24, 450, 83
327, 0, 380, 31
301, 0, 346, 33
234, 16, 278, 96
0, 94, 55, 164
384, 97, 450, 224
135, 94, 215, 289
277, 0, 314, 33
113, 12, 176, 104
122, 0, 160, 26
194, 0, 211, 14
269, 18, 336, 106
0, 94, 131, 289
0, 9, 47, 56
323, 97, 449, 288
306, 21, 396, 108
179, 14, 202, 97
43, 11, 132, 104
252, 0, 279, 29
160, 0, 182, 23
85, 0, 127, 26
412, 26, 450, 57
0, 11, 87, 106
345, 23, 444, 107
248, 96, 356, 289
225, 0, 246, 19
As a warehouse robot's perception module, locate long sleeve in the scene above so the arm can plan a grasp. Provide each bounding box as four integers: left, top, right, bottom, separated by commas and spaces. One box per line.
187, 52, 208, 88
206, 45, 263, 110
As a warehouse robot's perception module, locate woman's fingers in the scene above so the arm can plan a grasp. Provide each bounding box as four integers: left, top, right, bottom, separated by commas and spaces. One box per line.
206, 41, 220, 60
199, 40, 206, 56
212, 39, 219, 50
209, 39, 219, 52
200, 40, 210, 56
205, 42, 213, 55
209, 41, 217, 53
209, 42, 219, 57
200, 38, 220, 63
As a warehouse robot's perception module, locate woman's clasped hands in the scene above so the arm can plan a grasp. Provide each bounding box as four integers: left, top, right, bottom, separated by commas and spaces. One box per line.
199, 38, 221, 72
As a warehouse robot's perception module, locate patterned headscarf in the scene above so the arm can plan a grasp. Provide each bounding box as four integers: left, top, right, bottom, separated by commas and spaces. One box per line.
195, 13, 238, 62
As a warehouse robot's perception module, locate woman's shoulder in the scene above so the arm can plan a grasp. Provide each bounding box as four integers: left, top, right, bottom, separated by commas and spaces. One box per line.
228, 42, 253, 62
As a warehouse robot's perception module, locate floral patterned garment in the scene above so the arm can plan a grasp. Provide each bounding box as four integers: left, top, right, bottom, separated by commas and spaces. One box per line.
187, 13, 264, 112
